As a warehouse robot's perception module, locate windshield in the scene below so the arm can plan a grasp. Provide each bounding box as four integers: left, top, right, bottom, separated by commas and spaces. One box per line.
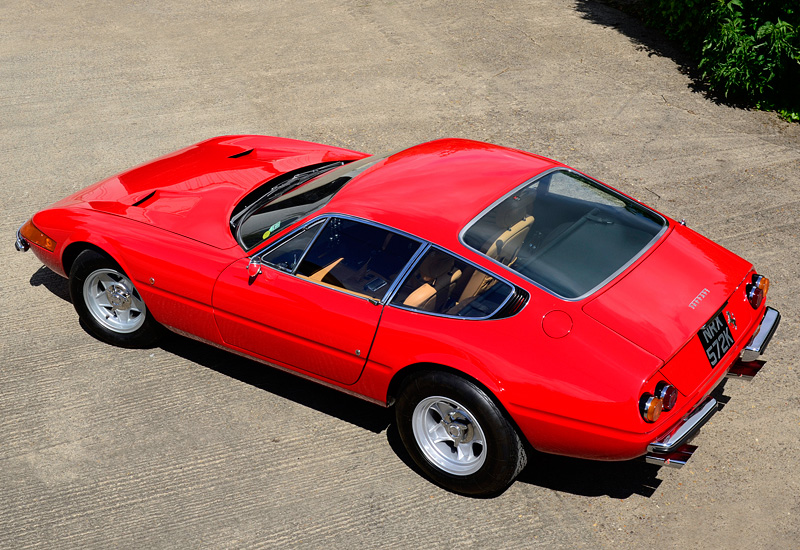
234, 156, 379, 250
462, 169, 666, 299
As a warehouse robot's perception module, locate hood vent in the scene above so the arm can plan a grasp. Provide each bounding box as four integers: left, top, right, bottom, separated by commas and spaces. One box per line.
132, 191, 157, 207
228, 148, 254, 159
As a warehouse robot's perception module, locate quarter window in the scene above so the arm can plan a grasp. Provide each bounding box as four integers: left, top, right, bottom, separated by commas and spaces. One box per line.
391, 248, 513, 318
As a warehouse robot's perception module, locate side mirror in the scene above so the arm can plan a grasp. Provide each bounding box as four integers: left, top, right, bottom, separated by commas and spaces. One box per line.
246, 257, 263, 279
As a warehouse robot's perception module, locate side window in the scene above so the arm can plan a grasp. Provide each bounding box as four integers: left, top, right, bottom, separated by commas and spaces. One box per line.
391, 248, 513, 318
296, 218, 420, 300
261, 221, 324, 272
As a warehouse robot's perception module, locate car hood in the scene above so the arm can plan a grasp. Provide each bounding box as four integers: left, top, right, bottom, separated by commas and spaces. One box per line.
582, 224, 752, 361
51, 136, 366, 249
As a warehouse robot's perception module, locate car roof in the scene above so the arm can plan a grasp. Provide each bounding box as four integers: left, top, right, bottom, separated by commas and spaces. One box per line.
323, 138, 561, 252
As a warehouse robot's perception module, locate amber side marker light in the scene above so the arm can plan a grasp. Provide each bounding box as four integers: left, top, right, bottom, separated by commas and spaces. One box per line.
746, 274, 769, 309
20, 219, 56, 252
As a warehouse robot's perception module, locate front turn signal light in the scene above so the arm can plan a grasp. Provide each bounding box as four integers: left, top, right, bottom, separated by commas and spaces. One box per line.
20, 219, 56, 252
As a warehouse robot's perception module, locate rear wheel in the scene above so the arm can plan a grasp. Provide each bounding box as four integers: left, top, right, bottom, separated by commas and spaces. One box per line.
395, 370, 527, 496
69, 250, 161, 348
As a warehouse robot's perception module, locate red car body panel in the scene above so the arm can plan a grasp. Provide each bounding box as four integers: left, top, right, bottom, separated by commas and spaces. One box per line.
584, 224, 752, 363
213, 258, 381, 385
22, 136, 778, 465
49, 135, 367, 250
322, 140, 561, 255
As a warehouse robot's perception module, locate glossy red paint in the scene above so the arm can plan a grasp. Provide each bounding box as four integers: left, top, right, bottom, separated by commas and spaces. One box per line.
213, 258, 381, 385
49, 135, 367, 250
323, 139, 561, 253
19, 136, 778, 470
583, 224, 752, 362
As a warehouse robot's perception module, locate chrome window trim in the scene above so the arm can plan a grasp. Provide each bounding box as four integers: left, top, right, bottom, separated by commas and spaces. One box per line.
256, 218, 328, 274
381, 242, 431, 304
458, 167, 669, 302
253, 213, 426, 304
386, 244, 518, 321
252, 213, 522, 315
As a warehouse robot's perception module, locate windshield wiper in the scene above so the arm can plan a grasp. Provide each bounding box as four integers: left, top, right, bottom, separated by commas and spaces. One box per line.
230, 161, 345, 229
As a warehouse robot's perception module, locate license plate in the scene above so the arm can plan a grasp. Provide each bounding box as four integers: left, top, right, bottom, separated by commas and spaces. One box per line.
698, 311, 735, 367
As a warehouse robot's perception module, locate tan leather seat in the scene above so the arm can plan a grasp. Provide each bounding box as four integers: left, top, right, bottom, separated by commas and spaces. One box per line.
485, 199, 534, 265
403, 252, 462, 312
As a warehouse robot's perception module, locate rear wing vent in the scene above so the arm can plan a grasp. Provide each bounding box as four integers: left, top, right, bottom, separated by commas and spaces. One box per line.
491, 287, 530, 319
228, 148, 254, 159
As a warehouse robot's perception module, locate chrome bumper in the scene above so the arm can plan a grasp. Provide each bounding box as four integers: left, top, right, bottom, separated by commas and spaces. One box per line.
646, 396, 718, 468
739, 307, 780, 363
647, 306, 781, 468
15, 225, 29, 252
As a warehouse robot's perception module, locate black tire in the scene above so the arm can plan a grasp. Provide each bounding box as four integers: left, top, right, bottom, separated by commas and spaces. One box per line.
68, 250, 162, 348
395, 370, 528, 496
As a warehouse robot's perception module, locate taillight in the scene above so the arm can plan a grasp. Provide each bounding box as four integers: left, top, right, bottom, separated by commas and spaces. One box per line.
746, 274, 769, 309
639, 393, 663, 422
19, 219, 56, 252
655, 382, 678, 411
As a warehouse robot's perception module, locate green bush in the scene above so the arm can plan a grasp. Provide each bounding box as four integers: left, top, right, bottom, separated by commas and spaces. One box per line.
645, 0, 800, 121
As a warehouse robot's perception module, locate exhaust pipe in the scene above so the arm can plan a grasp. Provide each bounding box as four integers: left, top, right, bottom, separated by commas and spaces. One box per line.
645, 444, 697, 468
727, 359, 765, 381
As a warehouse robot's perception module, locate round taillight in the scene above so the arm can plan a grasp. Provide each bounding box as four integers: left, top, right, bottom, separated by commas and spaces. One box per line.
747, 274, 769, 309
655, 382, 678, 411
747, 285, 764, 309
755, 275, 769, 294
640, 394, 663, 423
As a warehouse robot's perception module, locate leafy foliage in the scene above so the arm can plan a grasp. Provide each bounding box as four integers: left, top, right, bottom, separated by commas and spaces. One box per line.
645, 0, 800, 121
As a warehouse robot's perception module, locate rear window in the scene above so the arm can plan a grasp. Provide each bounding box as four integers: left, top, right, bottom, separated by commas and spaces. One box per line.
462, 170, 666, 299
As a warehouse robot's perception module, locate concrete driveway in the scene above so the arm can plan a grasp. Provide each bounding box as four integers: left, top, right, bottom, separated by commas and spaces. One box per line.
2, 1, 798, 548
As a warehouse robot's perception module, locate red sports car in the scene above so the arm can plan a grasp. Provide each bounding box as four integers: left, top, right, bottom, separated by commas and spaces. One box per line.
16, 136, 780, 496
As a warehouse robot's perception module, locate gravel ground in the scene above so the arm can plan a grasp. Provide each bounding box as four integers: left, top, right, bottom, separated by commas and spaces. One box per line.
2, 1, 798, 548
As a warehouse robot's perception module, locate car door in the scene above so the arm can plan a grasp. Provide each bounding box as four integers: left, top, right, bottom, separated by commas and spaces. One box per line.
212, 216, 422, 385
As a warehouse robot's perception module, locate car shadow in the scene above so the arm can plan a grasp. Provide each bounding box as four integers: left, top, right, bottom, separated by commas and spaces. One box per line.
165, 329, 679, 499
30, 265, 71, 301
516, 453, 662, 498
387, 420, 664, 499
30, 266, 694, 500
159, 335, 393, 435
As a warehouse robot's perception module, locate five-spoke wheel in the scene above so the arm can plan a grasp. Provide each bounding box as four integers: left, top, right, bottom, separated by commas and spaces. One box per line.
396, 370, 527, 496
412, 396, 487, 476
83, 268, 147, 333
69, 250, 161, 348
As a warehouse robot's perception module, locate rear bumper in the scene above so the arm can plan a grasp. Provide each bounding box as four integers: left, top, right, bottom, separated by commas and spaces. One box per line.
646, 305, 780, 467
646, 396, 718, 465
739, 307, 780, 363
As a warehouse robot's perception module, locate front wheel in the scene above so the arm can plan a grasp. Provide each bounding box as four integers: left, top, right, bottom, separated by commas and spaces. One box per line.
69, 250, 162, 348
395, 371, 527, 496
